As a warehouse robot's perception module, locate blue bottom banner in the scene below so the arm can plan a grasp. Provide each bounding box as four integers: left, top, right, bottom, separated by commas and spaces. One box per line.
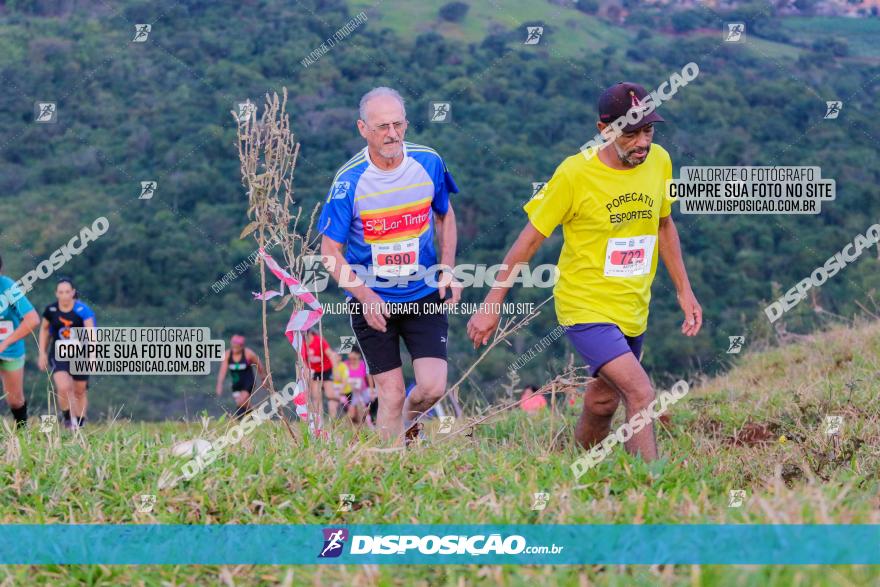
0, 524, 877, 564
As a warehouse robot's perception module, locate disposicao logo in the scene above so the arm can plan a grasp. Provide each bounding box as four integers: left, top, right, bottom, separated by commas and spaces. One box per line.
318, 528, 348, 558
349, 534, 528, 555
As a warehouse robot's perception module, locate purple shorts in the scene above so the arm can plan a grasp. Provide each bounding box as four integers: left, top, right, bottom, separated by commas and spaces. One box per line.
565, 323, 645, 377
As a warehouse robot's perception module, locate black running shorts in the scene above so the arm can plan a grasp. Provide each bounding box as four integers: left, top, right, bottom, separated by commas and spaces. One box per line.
49, 352, 90, 382
347, 291, 448, 375
311, 367, 333, 382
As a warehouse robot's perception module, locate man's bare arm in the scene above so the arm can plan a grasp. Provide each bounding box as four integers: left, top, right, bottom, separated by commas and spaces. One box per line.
433, 203, 461, 303
320, 235, 389, 332
484, 221, 546, 305
321, 235, 369, 302
658, 214, 702, 336
466, 222, 546, 346
658, 215, 690, 293
434, 203, 457, 270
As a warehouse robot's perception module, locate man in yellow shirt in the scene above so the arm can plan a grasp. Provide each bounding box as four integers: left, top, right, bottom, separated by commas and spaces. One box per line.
467, 82, 702, 463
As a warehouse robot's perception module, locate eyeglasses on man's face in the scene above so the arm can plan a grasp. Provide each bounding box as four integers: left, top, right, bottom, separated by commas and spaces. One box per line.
364, 119, 408, 134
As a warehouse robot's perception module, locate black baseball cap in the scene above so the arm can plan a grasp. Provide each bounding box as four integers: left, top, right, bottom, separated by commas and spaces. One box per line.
598, 82, 664, 132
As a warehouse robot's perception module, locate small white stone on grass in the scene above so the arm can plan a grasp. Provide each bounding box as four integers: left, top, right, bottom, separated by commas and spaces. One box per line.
171, 438, 212, 457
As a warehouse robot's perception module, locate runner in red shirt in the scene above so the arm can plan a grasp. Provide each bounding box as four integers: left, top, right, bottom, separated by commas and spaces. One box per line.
300, 328, 338, 425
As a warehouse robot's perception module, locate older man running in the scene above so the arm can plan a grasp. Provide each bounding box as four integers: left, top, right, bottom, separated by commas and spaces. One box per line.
468, 82, 702, 462
318, 87, 461, 443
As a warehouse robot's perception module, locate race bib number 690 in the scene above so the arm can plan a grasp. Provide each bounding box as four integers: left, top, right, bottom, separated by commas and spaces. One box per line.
371, 238, 419, 278
604, 235, 656, 277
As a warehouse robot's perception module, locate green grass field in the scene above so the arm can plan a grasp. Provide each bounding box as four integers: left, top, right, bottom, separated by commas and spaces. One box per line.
350, 0, 880, 63
780, 16, 880, 58
1, 320, 879, 584
351, 0, 635, 58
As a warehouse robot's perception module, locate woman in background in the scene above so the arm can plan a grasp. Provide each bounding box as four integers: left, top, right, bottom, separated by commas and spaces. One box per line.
215, 334, 265, 419
38, 277, 96, 430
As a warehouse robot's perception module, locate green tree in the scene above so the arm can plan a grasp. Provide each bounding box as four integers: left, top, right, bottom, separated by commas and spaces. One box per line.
438, 1, 469, 23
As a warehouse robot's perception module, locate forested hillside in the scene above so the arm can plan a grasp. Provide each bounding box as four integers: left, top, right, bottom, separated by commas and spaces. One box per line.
1, 0, 878, 419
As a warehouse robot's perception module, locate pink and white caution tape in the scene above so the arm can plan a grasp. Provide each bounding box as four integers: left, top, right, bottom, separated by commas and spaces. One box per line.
291, 388, 321, 436
252, 248, 324, 353
293, 389, 308, 421
252, 248, 325, 438
274, 381, 321, 437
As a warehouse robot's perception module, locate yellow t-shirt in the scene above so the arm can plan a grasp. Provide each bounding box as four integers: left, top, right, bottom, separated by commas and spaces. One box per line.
332, 362, 350, 395
523, 144, 674, 336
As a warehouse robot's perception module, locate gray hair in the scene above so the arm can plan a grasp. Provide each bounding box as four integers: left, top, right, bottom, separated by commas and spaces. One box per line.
358, 87, 406, 123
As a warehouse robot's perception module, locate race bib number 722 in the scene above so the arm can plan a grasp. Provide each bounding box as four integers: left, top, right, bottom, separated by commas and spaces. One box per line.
604, 235, 656, 277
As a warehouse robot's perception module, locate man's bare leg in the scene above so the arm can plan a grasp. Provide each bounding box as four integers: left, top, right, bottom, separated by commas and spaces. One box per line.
403, 357, 447, 426
574, 377, 621, 450
595, 352, 658, 461
372, 367, 406, 442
